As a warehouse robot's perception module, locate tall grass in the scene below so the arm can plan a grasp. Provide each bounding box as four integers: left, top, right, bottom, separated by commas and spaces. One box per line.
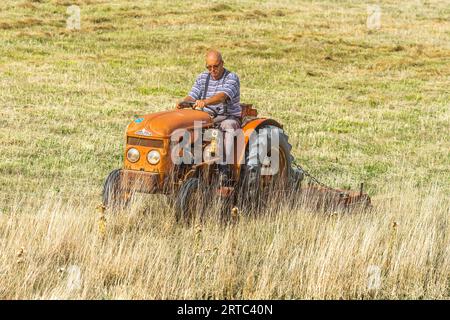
0, 180, 448, 299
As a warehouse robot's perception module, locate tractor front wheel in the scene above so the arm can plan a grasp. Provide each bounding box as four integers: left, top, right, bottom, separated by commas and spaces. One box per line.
174, 178, 206, 224
102, 169, 132, 211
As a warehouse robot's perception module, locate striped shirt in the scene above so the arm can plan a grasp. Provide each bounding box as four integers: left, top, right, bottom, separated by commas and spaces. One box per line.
188, 68, 241, 117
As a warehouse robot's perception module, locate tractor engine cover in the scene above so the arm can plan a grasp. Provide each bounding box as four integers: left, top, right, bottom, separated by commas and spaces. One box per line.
127, 109, 213, 138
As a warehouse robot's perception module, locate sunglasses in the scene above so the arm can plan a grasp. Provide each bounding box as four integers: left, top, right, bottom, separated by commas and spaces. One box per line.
206, 62, 222, 71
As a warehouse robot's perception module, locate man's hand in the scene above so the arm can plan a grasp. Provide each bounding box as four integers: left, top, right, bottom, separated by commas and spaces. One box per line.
194, 99, 207, 109
176, 100, 185, 109
177, 96, 195, 109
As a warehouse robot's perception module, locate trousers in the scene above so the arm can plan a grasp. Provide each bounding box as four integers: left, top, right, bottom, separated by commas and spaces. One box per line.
213, 116, 241, 165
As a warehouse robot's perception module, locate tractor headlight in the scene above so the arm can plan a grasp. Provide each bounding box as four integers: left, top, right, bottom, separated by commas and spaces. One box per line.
147, 150, 161, 165
127, 148, 140, 163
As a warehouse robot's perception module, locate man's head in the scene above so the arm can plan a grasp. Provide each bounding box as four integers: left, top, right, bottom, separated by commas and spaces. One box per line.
205, 50, 224, 80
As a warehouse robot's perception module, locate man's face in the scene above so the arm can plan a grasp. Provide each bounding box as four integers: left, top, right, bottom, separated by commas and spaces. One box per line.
205, 55, 224, 80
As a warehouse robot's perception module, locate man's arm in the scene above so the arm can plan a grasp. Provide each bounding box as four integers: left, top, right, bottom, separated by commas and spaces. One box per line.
195, 73, 239, 109
194, 92, 228, 109
176, 74, 203, 108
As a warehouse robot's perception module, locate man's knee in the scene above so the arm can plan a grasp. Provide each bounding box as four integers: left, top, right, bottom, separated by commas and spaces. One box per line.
220, 119, 240, 131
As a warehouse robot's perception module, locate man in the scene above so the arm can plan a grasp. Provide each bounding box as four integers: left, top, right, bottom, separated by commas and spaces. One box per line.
177, 50, 241, 182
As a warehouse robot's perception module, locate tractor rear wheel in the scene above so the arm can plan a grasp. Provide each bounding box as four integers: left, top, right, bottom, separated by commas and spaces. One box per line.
239, 125, 295, 213
102, 169, 132, 210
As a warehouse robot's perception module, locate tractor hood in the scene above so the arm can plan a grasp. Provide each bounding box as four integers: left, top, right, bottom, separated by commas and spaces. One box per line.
126, 109, 213, 138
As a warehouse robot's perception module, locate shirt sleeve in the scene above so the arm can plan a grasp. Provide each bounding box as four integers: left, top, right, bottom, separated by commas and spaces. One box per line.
188, 73, 204, 100
217, 73, 240, 101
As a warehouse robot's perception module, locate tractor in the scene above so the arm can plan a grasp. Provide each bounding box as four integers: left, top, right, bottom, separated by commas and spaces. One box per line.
102, 102, 370, 223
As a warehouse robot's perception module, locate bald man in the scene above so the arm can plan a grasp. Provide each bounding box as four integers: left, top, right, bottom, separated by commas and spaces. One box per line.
177, 50, 241, 182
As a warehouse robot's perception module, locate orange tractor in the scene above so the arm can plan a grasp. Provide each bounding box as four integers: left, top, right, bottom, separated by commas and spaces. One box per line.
102, 102, 370, 222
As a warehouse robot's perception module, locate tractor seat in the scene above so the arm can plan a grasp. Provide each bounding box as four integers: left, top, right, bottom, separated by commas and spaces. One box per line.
240, 103, 257, 118
239, 103, 258, 127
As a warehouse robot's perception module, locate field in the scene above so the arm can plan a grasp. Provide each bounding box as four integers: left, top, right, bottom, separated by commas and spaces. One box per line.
0, 0, 449, 299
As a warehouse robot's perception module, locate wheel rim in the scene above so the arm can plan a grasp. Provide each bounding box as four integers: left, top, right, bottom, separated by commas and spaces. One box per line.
261, 145, 288, 187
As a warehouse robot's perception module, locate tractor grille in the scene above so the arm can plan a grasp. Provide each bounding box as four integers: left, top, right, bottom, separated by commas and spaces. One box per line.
127, 137, 164, 148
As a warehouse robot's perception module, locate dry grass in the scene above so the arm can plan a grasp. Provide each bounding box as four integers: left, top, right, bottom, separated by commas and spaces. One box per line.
0, 0, 449, 299
0, 181, 448, 299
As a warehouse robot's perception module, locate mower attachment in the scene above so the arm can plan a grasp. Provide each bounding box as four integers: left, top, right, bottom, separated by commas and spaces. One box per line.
299, 185, 372, 212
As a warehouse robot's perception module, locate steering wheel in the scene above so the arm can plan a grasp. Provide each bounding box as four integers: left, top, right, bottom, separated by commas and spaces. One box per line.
177, 101, 197, 109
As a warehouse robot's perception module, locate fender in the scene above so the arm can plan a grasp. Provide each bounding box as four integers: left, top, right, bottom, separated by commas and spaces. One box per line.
234, 118, 284, 176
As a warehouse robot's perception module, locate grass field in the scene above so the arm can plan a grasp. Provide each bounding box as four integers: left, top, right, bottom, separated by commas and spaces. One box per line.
0, 0, 449, 299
